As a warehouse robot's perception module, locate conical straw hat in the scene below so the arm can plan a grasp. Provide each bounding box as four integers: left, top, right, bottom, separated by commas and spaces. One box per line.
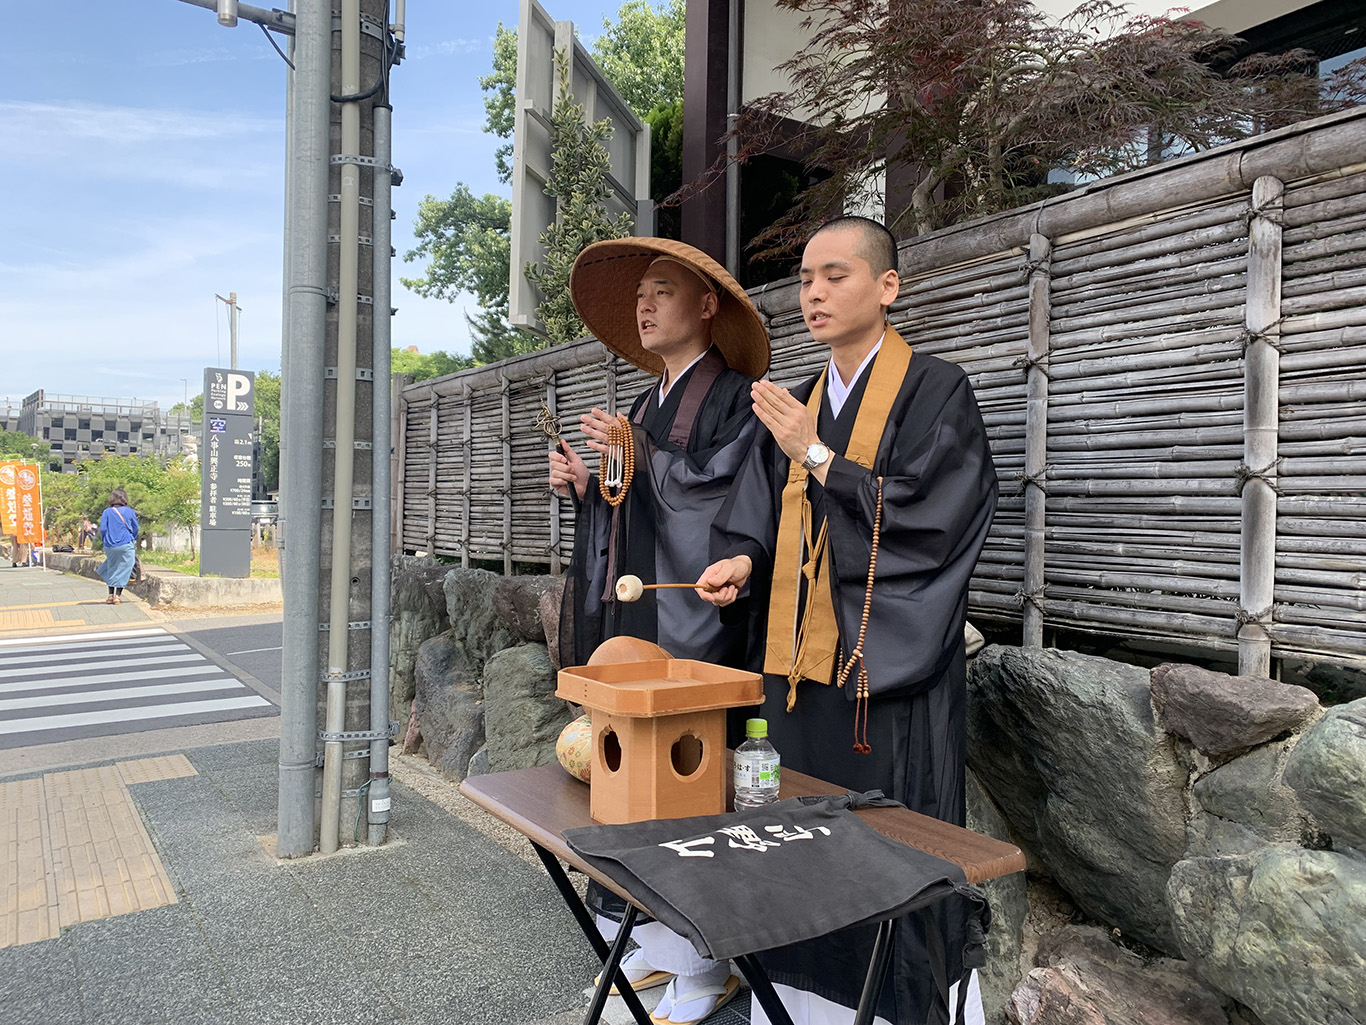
569, 237, 770, 379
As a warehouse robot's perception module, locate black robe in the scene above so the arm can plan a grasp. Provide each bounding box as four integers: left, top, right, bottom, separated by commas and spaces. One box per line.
712, 348, 998, 1023
561, 347, 757, 670
563, 348, 760, 932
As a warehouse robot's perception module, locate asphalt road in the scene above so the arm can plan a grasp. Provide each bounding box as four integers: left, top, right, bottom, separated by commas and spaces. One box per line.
0, 611, 286, 778
174, 613, 284, 701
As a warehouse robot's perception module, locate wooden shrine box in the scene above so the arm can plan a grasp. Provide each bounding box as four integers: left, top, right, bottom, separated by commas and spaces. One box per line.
557, 659, 763, 824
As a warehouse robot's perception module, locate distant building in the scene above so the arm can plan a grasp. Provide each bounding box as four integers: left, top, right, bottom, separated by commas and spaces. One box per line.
17, 390, 194, 473
1, 399, 19, 435
1192, 0, 1365, 73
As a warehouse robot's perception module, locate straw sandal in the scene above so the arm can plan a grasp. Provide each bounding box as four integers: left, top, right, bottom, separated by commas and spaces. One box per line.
649, 974, 740, 1025
594, 948, 675, 994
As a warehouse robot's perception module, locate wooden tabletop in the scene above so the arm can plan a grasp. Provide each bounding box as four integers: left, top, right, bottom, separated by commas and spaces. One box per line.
459, 762, 1025, 894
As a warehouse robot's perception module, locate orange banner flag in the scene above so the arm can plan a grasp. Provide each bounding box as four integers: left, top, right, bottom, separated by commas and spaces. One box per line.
14, 464, 44, 545
0, 461, 19, 536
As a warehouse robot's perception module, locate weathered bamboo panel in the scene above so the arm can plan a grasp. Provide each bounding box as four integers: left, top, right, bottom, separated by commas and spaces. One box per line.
399, 109, 1366, 669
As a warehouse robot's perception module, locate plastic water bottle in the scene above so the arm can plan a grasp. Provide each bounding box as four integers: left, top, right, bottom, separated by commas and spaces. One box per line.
733, 718, 781, 811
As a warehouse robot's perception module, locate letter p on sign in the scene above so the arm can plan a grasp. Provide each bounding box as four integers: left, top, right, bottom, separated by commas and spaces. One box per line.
226, 373, 251, 411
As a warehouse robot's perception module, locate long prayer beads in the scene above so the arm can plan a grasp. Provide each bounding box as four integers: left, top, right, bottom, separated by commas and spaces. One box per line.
598, 414, 635, 507
837, 475, 884, 754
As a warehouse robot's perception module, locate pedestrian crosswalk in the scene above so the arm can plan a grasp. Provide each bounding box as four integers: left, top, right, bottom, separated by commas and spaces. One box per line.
0, 627, 276, 749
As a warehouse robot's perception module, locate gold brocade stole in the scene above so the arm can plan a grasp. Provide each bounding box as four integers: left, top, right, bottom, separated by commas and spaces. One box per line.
763, 328, 912, 711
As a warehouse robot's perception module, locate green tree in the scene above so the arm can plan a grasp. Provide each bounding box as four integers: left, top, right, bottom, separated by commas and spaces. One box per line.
525, 52, 636, 344
40, 470, 88, 545
254, 370, 280, 494
405, 2, 686, 357
391, 347, 476, 381
721, 0, 1347, 251
401, 187, 534, 362
479, 23, 519, 185
644, 98, 684, 239
0, 430, 50, 467
590, 0, 685, 118
169, 394, 203, 421
141, 458, 200, 554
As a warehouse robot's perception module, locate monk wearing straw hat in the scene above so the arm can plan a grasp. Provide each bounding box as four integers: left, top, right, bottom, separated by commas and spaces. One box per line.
547, 237, 769, 1024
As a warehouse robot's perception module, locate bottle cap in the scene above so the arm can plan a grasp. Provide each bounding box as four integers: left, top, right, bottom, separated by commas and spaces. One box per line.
745, 717, 768, 738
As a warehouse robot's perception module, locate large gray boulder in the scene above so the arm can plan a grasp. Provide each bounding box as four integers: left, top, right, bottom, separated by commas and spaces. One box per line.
539, 578, 567, 673
968, 646, 1188, 952
482, 643, 573, 773
389, 556, 452, 712
1282, 698, 1366, 852
443, 569, 558, 667
1006, 924, 1232, 1025
412, 634, 484, 782
1150, 663, 1320, 759
1167, 847, 1366, 1025
966, 770, 1029, 1025
1188, 742, 1305, 856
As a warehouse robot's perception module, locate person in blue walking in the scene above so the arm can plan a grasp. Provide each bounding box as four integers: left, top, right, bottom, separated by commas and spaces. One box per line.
97, 488, 139, 604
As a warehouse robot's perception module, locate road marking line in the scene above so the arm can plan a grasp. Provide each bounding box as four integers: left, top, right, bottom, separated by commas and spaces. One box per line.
224, 646, 282, 655
0, 642, 187, 665
0, 634, 174, 656
4, 653, 205, 679
0, 695, 272, 735
0, 679, 245, 712
0, 627, 166, 648
0, 665, 223, 695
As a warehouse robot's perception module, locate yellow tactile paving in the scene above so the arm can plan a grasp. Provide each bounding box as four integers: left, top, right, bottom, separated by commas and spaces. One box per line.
117, 754, 197, 786
0, 609, 59, 631
0, 761, 188, 948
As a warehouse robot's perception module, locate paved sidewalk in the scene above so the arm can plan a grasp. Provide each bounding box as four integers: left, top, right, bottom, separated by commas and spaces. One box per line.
0, 562, 754, 1025
1, 738, 606, 1025
0, 558, 152, 635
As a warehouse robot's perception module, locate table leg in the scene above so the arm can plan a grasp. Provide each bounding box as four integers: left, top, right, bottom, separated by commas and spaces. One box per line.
733, 953, 796, 1025
583, 904, 642, 1025
852, 919, 896, 1025
530, 842, 653, 1025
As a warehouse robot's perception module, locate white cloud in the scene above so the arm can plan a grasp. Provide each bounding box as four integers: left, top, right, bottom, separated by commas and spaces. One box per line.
0, 100, 278, 144
140, 46, 270, 68
406, 38, 488, 60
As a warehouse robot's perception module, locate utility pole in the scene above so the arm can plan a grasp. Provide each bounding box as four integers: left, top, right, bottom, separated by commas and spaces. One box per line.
215, 292, 241, 369
179, 0, 400, 858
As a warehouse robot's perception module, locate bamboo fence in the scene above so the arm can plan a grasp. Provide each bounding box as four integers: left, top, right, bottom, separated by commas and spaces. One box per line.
397, 107, 1366, 674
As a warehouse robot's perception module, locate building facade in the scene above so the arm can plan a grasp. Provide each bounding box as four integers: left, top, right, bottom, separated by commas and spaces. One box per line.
679, 0, 1365, 276
17, 391, 194, 472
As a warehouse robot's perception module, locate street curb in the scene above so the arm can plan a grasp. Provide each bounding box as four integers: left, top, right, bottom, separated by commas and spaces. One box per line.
41, 551, 282, 609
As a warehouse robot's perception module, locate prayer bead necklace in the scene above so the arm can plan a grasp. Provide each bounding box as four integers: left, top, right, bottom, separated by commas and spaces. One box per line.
838, 475, 883, 753
598, 414, 635, 507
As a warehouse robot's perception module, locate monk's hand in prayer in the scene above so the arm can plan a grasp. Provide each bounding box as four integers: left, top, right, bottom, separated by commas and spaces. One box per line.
548, 440, 588, 500
579, 408, 623, 456
695, 555, 752, 606
751, 380, 827, 482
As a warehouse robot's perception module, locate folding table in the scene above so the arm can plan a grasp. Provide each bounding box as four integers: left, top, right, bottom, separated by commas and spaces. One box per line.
460, 761, 1025, 1025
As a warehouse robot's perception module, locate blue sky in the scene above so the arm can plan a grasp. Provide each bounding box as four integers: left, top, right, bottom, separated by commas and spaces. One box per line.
0, 0, 619, 412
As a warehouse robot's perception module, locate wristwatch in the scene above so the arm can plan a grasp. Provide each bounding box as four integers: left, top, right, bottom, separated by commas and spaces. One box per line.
801, 442, 831, 472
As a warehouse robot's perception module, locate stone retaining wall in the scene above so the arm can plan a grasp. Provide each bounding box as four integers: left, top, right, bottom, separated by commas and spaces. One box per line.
970, 646, 1365, 1025
393, 560, 1366, 1025
44, 551, 282, 608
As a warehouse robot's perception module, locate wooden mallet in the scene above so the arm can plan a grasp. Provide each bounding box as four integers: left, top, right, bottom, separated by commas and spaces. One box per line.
614, 574, 718, 602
